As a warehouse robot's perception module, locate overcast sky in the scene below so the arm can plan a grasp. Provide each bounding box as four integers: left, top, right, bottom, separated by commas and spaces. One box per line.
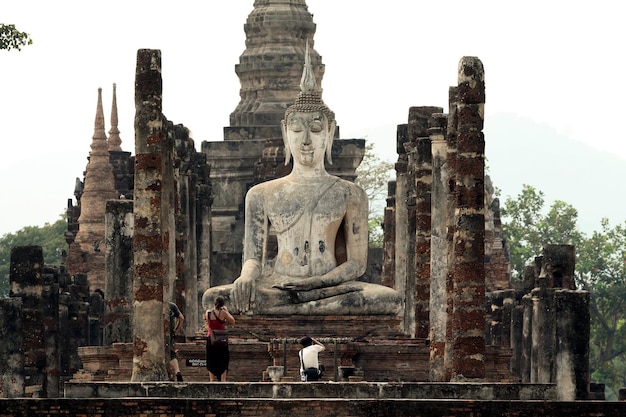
1, 1, 624, 236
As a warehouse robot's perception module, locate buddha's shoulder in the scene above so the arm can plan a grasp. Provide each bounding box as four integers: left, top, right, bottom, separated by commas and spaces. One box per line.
331, 177, 367, 195
247, 175, 364, 195
246, 177, 289, 197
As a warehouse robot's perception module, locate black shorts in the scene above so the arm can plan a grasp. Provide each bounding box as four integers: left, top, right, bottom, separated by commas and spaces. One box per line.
170, 337, 177, 360
303, 367, 321, 381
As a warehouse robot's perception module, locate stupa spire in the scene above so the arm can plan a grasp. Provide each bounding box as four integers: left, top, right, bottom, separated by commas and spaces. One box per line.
92, 87, 108, 153
108, 83, 122, 151
228, 0, 327, 136
72, 87, 119, 292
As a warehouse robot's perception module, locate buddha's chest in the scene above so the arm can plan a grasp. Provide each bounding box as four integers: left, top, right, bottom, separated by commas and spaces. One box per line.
265, 186, 347, 235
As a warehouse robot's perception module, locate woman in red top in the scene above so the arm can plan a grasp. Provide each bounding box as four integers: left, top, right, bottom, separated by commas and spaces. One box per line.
205, 296, 235, 381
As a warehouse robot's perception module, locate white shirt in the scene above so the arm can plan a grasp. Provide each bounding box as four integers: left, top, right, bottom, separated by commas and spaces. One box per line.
299, 344, 325, 373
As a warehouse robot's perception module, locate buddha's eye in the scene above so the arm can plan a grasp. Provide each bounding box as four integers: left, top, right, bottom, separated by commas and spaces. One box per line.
289, 120, 305, 132
310, 120, 323, 132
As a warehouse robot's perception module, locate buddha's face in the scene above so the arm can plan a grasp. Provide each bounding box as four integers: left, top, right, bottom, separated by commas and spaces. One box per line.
283, 111, 330, 167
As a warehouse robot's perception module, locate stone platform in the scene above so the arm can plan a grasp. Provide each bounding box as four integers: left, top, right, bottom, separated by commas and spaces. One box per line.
75, 340, 514, 384
5, 396, 626, 417
73, 315, 516, 383
74, 339, 432, 383
64, 381, 557, 400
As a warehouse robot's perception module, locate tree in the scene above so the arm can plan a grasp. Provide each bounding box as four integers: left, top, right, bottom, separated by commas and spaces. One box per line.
355, 143, 393, 247
575, 219, 626, 400
0, 24, 32, 51
501, 184, 584, 278
0, 215, 66, 296
502, 185, 626, 400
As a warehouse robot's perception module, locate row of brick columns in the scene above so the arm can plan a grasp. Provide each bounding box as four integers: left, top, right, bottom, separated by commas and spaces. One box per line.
384, 56, 486, 381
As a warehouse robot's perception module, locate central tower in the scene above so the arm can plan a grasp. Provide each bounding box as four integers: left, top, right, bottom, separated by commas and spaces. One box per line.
227, 0, 326, 140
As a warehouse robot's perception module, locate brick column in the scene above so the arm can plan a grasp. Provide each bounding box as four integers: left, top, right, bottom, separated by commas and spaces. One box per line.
104, 199, 134, 345
444, 86, 459, 380
532, 284, 554, 384
538, 244, 577, 290
510, 301, 524, 377
555, 289, 590, 400
196, 181, 212, 329
521, 292, 533, 383
408, 106, 442, 340
394, 124, 412, 335
449, 56, 486, 380
69, 273, 91, 362
9, 246, 46, 397
428, 113, 449, 381
172, 131, 201, 336
0, 297, 23, 397
131, 49, 169, 382
42, 268, 60, 397
381, 180, 396, 289
186, 166, 199, 335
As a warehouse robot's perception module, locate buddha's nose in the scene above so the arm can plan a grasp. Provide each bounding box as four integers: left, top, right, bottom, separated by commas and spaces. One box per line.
302, 130, 312, 145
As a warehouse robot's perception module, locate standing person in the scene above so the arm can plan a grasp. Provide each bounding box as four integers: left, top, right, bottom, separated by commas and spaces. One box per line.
169, 302, 184, 382
205, 296, 235, 381
299, 336, 325, 381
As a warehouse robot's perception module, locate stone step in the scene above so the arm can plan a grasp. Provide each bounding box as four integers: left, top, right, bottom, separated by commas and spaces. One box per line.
63, 381, 557, 400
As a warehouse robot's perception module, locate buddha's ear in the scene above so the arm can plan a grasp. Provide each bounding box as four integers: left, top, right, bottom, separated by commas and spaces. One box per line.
282, 119, 291, 165
326, 120, 336, 165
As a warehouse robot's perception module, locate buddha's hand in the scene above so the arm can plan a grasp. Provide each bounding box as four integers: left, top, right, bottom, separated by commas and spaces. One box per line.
231, 274, 255, 313
272, 275, 324, 291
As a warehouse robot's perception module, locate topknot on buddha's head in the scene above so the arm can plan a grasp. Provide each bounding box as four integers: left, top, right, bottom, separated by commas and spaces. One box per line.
284, 41, 335, 125
284, 91, 335, 125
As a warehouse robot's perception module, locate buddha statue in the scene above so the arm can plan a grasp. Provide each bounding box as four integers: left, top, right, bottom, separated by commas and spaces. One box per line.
203, 44, 401, 315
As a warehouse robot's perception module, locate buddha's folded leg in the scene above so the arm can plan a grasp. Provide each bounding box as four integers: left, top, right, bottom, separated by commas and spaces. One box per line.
257, 282, 402, 315
289, 283, 363, 303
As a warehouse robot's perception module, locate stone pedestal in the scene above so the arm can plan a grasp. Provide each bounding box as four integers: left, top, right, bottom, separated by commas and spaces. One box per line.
229, 314, 406, 341
72, 315, 515, 383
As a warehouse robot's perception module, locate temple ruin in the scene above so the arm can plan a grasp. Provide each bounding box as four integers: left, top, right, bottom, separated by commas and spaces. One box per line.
0, 1, 623, 415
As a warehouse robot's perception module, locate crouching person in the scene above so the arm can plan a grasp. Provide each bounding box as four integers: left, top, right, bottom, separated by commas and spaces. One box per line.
299, 336, 325, 381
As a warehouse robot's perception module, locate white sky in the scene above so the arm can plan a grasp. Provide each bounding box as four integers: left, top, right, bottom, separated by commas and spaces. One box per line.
1, 1, 625, 236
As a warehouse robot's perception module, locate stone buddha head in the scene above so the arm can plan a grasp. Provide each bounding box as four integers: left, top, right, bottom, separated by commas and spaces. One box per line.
282, 42, 336, 168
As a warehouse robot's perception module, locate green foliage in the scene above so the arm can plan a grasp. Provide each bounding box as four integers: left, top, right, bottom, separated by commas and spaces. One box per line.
0, 24, 32, 51
575, 219, 626, 400
501, 184, 584, 278
368, 215, 384, 248
0, 215, 66, 296
355, 143, 393, 248
502, 185, 626, 400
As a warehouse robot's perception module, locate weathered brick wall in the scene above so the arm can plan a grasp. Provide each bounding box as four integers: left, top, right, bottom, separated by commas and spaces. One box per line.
484, 193, 511, 291
0, 398, 625, 417
10, 246, 49, 398
0, 298, 23, 398
6, 248, 94, 398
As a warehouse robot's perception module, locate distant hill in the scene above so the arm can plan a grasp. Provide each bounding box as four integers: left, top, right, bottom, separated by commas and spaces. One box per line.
347, 113, 626, 236
486, 113, 626, 235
